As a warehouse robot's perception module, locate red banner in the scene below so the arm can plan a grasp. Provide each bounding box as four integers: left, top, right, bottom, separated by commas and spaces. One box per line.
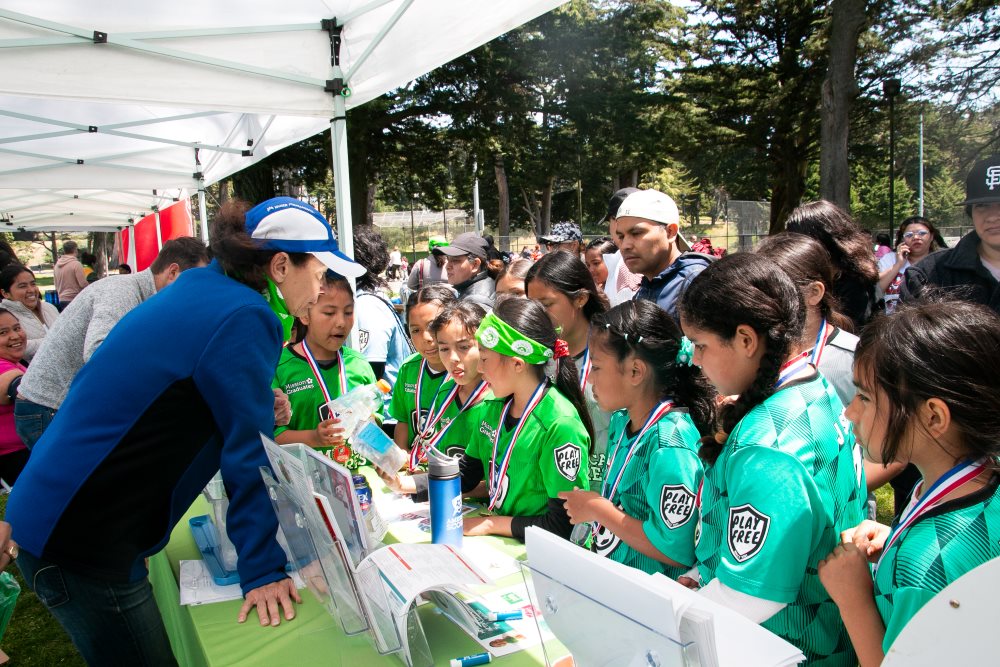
118, 199, 195, 271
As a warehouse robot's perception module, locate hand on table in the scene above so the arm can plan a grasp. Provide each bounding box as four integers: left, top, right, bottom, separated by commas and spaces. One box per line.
272, 389, 292, 427
841, 520, 890, 563
557, 489, 610, 525
0, 521, 17, 571
238, 577, 302, 627
818, 542, 874, 609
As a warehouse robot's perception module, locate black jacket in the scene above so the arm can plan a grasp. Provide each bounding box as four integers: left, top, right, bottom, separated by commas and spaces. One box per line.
902, 231, 1000, 313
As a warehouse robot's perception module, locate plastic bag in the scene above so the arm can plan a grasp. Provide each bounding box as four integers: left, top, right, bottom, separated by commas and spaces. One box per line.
0, 570, 20, 642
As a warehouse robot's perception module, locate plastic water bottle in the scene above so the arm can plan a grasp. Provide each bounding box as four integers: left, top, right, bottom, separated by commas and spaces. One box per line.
428, 452, 463, 547
321, 379, 391, 439
570, 522, 593, 548
350, 420, 408, 473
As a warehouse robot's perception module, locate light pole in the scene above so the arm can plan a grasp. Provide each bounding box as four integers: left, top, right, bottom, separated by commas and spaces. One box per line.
883, 78, 902, 240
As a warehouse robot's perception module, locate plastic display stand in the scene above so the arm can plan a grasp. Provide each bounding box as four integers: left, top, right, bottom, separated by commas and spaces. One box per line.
260, 467, 369, 637
188, 515, 240, 586
520, 562, 697, 667
353, 558, 434, 667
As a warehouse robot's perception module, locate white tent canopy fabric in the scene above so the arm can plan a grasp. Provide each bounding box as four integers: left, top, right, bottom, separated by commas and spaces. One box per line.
0, 0, 565, 238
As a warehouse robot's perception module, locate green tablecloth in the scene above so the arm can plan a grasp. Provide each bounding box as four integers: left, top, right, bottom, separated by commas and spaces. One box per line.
149, 479, 548, 667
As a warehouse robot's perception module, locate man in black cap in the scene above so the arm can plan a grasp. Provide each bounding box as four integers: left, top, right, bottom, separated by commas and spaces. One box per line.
903, 155, 1000, 312
602, 187, 643, 307
440, 232, 496, 309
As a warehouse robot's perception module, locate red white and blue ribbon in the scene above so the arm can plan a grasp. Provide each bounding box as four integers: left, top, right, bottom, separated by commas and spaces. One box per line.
421, 380, 491, 459
409, 378, 461, 472
301, 339, 348, 405
578, 347, 592, 391
592, 400, 674, 537
876, 458, 990, 572
775, 320, 831, 390
488, 380, 548, 511
808, 319, 830, 367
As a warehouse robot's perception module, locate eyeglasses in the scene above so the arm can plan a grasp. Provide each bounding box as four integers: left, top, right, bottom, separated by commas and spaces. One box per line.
902, 230, 929, 240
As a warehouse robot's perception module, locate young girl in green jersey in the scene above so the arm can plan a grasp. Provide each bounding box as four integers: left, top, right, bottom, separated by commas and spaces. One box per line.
559, 300, 716, 577
389, 285, 457, 462
819, 301, 1000, 667
273, 273, 376, 465
525, 251, 612, 486
678, 253, 866, 666
382, 298, 593, 541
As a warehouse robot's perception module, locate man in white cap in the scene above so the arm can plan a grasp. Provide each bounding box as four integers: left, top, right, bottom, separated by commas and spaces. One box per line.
903, 155, 1000, 312
615, 188, 713, 321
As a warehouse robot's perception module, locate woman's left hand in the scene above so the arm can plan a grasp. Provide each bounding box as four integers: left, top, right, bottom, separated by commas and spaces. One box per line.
818, 542, 873, 608
0, 521, 17, 571
557, 489, 609, 525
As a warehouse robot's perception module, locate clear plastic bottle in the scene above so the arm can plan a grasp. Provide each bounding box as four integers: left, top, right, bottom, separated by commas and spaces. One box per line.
321, 379, 392, 439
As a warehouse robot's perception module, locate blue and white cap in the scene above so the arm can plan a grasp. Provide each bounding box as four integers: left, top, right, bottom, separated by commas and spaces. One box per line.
244, 197, 366, 278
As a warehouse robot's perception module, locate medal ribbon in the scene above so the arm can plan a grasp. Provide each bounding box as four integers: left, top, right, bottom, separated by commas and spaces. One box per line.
775, 349, 811, 389
592, 400, 674, 537
876, 458, 989, 571
488, 381, 548, 511
301, 339, 348, 405
808, 319, 830, 367
409, 377, 461, 472
421, 381, 491, 460
578, 347, 592, 391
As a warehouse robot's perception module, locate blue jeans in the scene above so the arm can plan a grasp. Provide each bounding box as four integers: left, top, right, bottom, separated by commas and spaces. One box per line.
14, 398, 57, 450
17, 549, 177, 666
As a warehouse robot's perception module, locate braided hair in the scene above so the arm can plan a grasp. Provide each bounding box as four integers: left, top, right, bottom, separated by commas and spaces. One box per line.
592, 300, 716, 436
679, 253, 804, 464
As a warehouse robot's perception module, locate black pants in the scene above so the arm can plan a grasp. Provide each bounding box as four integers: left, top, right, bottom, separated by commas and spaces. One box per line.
0, 448, 29, 487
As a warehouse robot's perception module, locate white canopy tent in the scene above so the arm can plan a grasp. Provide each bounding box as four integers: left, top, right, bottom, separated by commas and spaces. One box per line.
0, 0, 566, 253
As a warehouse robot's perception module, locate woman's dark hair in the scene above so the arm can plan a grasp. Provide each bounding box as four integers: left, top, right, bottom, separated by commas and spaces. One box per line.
875, 232, 892, 247
592, 301, 716, 436
81, 252, 97, 266
497, 257, 534, 282
524, 251, 609, 324
429, 300, 487, 338
352, 225, 390, 293
785, 200, 879, 284
679, 253, 804, 465
209, 199, 312, 292
0, 264, 32, 294
586, 237, 617, 255
896, 215, 941, 252
755, 233, 855, 333
289, 271, 354, 344
0, 238, 18, 271
855, 299, 1000, 468
405, 284, 458, 319
493, 297, 595, 442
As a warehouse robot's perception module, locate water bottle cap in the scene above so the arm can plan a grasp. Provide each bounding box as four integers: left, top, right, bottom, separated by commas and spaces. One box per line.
375, 379, 392, 394
428, 450, 460, 477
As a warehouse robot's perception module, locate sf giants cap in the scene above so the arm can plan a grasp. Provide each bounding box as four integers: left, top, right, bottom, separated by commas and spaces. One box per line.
615, 189, 691, 252
244, 197, 366, 277
962, 155, 1000, 206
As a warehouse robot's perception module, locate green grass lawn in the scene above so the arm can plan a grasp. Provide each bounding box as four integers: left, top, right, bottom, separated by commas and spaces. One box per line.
0, 495, 85, 666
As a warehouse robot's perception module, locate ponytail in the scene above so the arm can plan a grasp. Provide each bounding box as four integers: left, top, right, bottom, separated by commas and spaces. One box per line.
492, 298, 595, 442
679, 253, 804, 465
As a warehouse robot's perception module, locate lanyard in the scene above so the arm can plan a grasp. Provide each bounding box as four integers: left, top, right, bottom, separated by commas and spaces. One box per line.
409, 378, 461, 472
414, 360, 449, 434
808, 319, 830, 367
592, 401, 674, 537
876, 458, 989, 572
300, 339, 347, 404
415, 381, 491, 468
488, 381, 548, 511
775, 320, 830, 390
578, 347, 592, 391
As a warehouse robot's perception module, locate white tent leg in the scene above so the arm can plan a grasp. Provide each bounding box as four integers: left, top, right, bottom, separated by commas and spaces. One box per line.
198, 186, 209, 243
127, 224, 137, 269
153, 207, 163, 251
331, 96, 353, 261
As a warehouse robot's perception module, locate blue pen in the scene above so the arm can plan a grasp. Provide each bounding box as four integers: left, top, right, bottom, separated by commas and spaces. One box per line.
450, 652, 491, 667
486, 610, 523, 622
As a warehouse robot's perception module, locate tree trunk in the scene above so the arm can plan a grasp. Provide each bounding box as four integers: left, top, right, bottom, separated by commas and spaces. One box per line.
541, 176, 554, 236
495, 154, 510, 252
219, 179, 230, 204
769, 150, 809, 234
92, 232, 110, 279
820, 0, 866, 210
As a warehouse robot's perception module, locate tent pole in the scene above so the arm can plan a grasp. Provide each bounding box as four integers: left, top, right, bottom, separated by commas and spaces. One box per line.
127, 222, 138, 269
331, 96, 353, 262
153, 206, 163, 251
198, 185, 209, 243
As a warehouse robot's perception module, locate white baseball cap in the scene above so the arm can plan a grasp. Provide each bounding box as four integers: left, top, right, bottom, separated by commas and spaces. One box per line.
244, 197, 366, 278
615, 189, 690, 251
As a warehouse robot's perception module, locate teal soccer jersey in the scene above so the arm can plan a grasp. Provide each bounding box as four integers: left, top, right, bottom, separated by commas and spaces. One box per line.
594, 409, 703, 578
389, 353, 448, 446
874, 475, 1000, 652
695, 374, 866, 666
465, 387, 591, 518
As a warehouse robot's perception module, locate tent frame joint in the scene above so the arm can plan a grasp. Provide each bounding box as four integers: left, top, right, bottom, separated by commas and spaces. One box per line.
321, 18, 343, 66
93, 31, 107, 44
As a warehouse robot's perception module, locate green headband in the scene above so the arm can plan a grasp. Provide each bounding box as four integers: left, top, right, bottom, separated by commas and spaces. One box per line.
476, 312, 554, 365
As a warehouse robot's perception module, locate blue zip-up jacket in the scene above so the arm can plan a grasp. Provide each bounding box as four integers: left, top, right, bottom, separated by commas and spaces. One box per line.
634, 252, 714, 322
7, 260, 288, 595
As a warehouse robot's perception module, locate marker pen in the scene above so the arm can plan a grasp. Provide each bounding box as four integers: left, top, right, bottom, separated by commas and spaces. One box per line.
486, 610, 523, 622
449, 652, 491, 667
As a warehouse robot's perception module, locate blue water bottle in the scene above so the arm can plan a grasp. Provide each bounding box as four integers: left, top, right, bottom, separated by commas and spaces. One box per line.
428, 452, 463, 547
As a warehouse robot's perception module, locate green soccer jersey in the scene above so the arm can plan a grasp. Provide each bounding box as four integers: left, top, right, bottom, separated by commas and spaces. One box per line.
695, 374, 866, 666
594, 409, 703, 579
874, 475, 1000, 652
465, 386, 591, 518
389, 353, 449, 446
430, 392, 494, 461
272, 344, 376, 464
